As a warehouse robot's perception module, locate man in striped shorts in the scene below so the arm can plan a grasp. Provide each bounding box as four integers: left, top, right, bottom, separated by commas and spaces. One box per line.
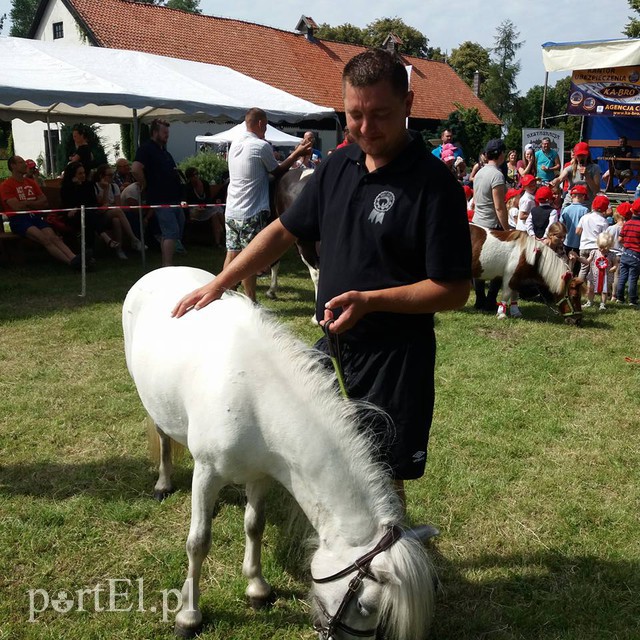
224, 108, 311, 301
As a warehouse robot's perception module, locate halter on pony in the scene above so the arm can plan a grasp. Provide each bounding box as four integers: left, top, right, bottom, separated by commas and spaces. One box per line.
312, 526, 402, 639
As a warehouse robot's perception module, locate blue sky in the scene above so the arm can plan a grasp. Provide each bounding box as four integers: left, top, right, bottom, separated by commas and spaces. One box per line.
0, 0, 632, 93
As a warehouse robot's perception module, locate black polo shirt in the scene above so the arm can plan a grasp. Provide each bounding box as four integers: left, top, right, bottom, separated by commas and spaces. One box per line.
280, 131, 471, 342
134, 140, 182, 205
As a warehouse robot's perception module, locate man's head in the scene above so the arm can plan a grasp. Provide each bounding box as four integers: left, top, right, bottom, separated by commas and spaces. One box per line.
245, 108, 268, 139
303, 131, 315, 145
342, 49, 413, 161
7, 155, 27, 177
485, 138, 506, 162
72, 124, 90, 145
440, 129, 453, 145
619, 136, 628, 146
150, 119, 171, 146
541, 137, 551, 152
115, 158, 131, 175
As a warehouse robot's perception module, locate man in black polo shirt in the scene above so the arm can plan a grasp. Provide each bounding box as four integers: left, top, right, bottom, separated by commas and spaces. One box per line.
132, 119, 183, 266
173, 49, 471, 508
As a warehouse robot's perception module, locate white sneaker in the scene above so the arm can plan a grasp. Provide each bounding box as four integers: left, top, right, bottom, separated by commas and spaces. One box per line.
599, 303, 606, 311
583, 300, 592, 308
510, 304, 522, 318
116, 249, 128, 260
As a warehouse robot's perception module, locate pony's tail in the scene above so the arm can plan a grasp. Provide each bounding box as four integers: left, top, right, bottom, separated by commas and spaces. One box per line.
145, 416, 186, 464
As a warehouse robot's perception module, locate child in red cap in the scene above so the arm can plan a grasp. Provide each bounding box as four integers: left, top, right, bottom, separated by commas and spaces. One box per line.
615, 198, 640, 306
609, 202, 632, 299
505, 187, 521, 229
574, 232, 618, 310
526, 185, 558, 239
576, 194, 611, 288
517, 174, 537, 231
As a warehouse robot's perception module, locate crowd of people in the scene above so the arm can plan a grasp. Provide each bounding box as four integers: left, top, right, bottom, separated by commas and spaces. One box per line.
441, 133, 639, 313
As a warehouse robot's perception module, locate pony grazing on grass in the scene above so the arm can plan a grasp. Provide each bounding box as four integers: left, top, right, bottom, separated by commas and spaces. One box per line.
123, 266, 435, 640
470, 224, 584, 325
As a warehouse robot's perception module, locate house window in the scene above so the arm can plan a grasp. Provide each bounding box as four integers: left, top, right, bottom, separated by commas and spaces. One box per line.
53, 22, 64, 39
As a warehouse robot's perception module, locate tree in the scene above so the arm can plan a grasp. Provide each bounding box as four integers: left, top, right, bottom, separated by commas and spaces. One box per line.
624, 0, 640, 37
165, 0, 201, 13
0, 13, 7, 34
9, 0, 39, 37
425, 46, 446, 62
315, 22, 366, 45
480, 20, 522, 125
443, 105, 501, 164
449, 41, 491, 88
363, 17, 429, 58
316, 16, 430, 58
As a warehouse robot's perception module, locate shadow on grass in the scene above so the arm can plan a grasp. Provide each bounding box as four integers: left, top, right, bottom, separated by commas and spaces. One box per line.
429, 545, 640, 639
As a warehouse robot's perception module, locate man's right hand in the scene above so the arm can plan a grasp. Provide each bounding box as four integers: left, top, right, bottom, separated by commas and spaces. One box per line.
171, 282, 225, 318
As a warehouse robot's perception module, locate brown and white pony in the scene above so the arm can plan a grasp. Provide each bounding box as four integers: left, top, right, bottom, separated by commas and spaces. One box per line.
266, 167, 319, 304
470, 224, 583, 325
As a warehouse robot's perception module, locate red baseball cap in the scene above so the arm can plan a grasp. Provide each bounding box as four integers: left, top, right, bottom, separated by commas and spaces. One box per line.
535, 186, 554, 203
631, 198, 640, 213
520, 174, 536, 187
616, 202, 632, 220
592, 195, 610, 212
463, 185, 473, 199
505, 187, 522, 202
573, 141, 590, 156
569, 184, 588, 196
25, 159, 37, 169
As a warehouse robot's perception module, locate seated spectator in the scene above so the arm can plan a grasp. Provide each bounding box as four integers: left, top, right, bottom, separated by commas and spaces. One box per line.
93, 164, 145, 258
113, 158, 135, 192
602, 136, 634, 192
183, 167, 225, 247
25, 159, 46, 188
60, 161, 118, 258
0, 156, 80, 269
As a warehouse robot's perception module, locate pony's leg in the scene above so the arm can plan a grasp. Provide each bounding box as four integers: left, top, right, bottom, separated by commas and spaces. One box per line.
174, 462, 223, 638
242, 478, 274, 608
154, 426, 175, 501
265, 261, 280, 299
509, 291, 523, 318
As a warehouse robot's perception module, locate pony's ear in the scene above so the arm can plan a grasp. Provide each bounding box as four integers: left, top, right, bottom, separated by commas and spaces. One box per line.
402, 525, 440, 543
370, 555, 401, 586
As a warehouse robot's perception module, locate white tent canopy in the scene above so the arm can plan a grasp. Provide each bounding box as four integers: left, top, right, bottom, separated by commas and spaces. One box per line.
0, 36, 334, 124
195, 123, 303, 146
542, 37, 640, 72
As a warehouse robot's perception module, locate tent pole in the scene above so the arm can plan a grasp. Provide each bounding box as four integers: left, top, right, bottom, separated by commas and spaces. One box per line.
45, 114, 55, 177
539, 72, 549, 128
132, 109, 139, 152
580, 116, 585, 140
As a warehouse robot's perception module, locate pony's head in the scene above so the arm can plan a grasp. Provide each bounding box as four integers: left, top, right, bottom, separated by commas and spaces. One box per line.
556, 273, 584, 325
310, 527, 435, 640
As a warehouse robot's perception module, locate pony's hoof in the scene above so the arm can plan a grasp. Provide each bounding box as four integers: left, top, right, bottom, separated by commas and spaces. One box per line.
248, 591, 276, 610
154, 488, 175, 502
174, 622, 202, 638
265, 290, 277, 300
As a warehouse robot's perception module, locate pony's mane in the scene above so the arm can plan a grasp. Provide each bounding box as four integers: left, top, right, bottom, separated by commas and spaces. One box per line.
227, 293, 403, 529
516, 233, 568, 295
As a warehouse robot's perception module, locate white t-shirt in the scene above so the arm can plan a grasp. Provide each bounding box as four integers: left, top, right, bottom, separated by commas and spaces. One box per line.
517, 191, 535, 231
121, 182, 141, 204
225, 131, 278, 222
577, 212, 610, 251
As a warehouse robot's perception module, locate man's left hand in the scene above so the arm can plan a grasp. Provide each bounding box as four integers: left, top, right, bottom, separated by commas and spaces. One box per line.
321, 290, 370, 334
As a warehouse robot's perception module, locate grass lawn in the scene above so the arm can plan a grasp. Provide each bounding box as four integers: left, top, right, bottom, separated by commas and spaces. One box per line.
0, 244, 639, 639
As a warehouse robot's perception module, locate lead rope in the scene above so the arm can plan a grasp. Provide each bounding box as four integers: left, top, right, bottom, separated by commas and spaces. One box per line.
323, 320, 348, 398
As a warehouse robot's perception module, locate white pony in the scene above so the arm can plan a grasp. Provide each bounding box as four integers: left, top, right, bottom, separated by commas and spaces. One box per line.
123, 267, 435, 640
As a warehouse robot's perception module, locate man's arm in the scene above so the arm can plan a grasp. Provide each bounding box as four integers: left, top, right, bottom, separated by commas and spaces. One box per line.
4, 194, 48, 212
322, 279, 471, 334
270, 140, 313, 178
492, 184, 509, 230
172, 218, 296, 317
131, 161, 146, 191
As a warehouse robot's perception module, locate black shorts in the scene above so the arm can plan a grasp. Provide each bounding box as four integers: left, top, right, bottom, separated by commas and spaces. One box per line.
315, 334, 436, 480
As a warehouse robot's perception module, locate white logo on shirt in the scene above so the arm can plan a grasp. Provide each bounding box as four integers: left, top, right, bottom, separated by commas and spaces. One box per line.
368, 191, 395, 224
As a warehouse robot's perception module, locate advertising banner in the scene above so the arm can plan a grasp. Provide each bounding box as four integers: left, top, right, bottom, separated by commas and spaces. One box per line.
567, 66, 640, 117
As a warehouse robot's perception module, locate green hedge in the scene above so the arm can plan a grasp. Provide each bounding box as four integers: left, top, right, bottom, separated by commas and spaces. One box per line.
178, 151, 228, 185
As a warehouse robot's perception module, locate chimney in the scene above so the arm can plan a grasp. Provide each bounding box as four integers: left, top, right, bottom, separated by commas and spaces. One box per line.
473, 70, 482, 97
382, 33, 403, 54
295, 16, 319, 41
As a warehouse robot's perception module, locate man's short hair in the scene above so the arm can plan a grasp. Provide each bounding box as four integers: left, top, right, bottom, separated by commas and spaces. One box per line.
7, 155, 18, 171
116, 158, 130, 168
150, 119, 170, 135
245, 108, 267, 126
541, 136, 551, 144
342, 49, 408, 97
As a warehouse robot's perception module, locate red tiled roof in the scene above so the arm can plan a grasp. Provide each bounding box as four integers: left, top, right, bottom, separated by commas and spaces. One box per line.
60, 0, 500, 124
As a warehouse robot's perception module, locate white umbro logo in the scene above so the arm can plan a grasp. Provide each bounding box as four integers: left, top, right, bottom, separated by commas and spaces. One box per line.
412, 450, 426, 463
